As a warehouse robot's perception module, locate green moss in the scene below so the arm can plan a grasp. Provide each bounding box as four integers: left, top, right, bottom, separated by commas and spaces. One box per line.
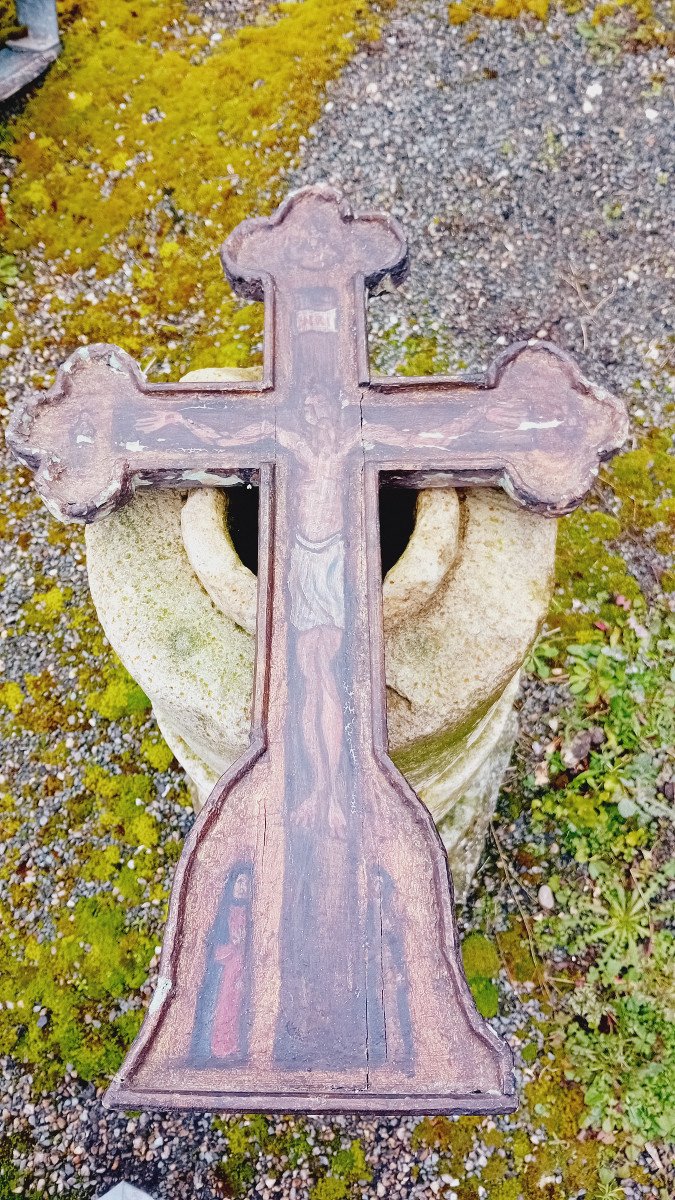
86, 664, 150, 721
524, 1060, 586, 1139
447, 0, 673, 49
554, 427, 674, 638
496, 922, 540, 984
607, 427, 675, 535
489, 1181, 521, 1200
469, 977, 500, 1017
0, 1135, 44, 1200
84, 765, 159, 848
210, 1130, 373, 1200
214, 1116, 315, 1197
0, 249, 18, 308
522, 1139, 605, 1199
0, 894, 152, 1084
397, 335, 450, 377
326, 1138, 371, 1186
413, 1101, 617, 1200
510, 1129, 531, 1168
9, 670, 75, 735
553, 509, 643, 637
214, 1118, 266, 1195
0, 792, 20, 841
411, 1115, 480, 1159
141, 733, 175, 772
21, 585, 69, 630
4, 0, 394, 375
0, 747, 177, 1087
462, 932, 501, 1017
0, 681, 23, 713
450, 0, 549, 23
462, 932, 500, 979
661, 566, 675, 592
521, 1041, 538, 1064
310, 1182, 348, 1200
393, 688, 499, 780
80, 844, 121, 883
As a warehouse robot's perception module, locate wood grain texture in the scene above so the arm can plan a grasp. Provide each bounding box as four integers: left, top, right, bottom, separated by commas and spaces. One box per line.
7, 185, 627, 1114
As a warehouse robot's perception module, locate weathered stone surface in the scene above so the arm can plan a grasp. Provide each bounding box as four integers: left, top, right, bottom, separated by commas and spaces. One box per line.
85, 367, 557, 899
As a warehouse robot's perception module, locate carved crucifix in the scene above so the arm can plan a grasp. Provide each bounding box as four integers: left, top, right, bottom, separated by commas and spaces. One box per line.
8, 186, 626, 1114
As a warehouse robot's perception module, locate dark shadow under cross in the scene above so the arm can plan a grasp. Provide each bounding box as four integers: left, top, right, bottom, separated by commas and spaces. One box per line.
8, 185, 627, 1114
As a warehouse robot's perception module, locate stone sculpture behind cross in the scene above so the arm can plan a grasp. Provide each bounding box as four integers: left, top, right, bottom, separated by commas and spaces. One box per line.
8, 185, 627, 1114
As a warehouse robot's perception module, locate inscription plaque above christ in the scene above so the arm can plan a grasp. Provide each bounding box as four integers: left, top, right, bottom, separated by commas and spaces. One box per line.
8, 185, 627, 1114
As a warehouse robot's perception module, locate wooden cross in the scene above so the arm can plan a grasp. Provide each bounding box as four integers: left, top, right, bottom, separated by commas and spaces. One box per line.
8, 185, 626, 1114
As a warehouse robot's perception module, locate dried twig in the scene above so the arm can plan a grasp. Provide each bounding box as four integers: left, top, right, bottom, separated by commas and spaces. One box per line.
562, 267, 618, 351
489, 820, 556, 999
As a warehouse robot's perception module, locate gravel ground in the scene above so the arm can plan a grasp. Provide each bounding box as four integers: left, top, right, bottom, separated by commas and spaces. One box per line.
0, 0, 673, 1195
290, 0, 673, 415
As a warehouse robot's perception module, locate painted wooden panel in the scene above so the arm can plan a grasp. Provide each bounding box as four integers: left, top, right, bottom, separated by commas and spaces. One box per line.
7, 185, 627, 1114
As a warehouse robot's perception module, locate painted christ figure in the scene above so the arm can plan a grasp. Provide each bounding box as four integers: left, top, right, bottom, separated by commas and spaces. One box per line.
285, 388, 352, 838
273, 382, 368, 1069
272, 281, 414, 1070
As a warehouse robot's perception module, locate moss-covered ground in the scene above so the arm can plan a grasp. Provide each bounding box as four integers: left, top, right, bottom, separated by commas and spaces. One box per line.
447, 0, 673, 52
0, 0, 673, 1195
0, 1, 25, 50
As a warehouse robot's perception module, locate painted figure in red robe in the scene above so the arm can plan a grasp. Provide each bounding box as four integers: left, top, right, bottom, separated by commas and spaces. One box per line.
189, 862, 253, 1066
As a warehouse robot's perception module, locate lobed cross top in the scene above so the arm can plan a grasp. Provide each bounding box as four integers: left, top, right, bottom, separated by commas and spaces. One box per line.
7, 187, 627, 1115
9, 185, 625, 525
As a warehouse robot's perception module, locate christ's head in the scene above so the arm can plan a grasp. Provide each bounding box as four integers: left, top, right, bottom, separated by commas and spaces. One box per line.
302, 390, 335, 436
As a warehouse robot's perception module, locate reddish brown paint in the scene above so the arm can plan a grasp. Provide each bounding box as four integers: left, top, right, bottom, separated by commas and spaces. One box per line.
7, 185, 627, 1114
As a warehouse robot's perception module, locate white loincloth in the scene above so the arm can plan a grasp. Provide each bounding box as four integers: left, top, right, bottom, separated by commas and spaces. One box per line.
288, 532, 345, 632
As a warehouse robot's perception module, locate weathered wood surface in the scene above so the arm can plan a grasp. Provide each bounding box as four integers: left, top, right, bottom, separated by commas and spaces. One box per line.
8, 186, 627, 1114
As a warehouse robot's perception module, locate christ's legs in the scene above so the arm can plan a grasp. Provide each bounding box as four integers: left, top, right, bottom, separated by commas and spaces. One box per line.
293, 624, 345, 834
276, 619, 360, 1067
